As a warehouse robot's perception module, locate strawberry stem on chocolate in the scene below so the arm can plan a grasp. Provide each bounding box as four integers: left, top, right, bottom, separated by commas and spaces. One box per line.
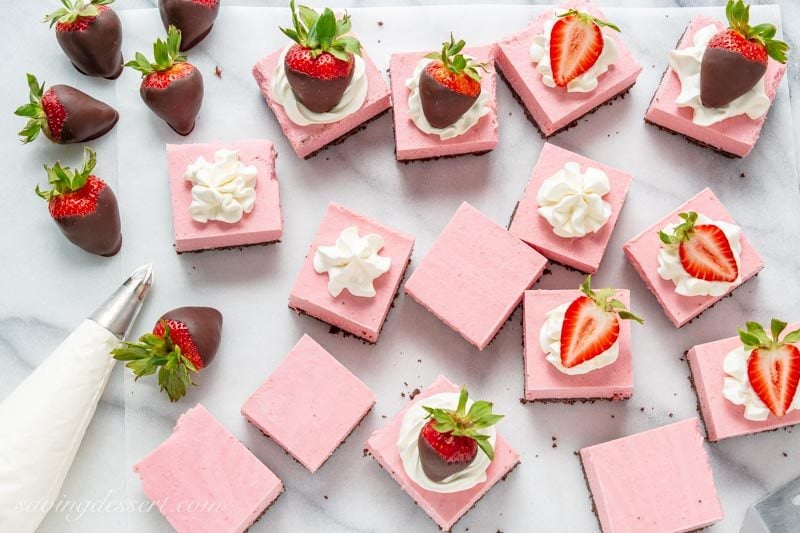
125, 25, 187, 76
722, 0, 787, 63
43, 0, 114, 27
280, 0, 362, 61
36, 147, 97, 201
14, 74, 51, 144
424, 33, 486, 83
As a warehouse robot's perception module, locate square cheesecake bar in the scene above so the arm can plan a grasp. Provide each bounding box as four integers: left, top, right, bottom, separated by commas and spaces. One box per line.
166, 139, 283, 253
580, 418, 723, 532
405, 202, 547, 350
365, 375, 520, 531
509, 142, 632, 273
523, 289, 633, 402
390, 46, 499, 161
289, 202, 414, 343
623, 187, 763, 328
241, 334, 376, 472
134, 404, 283, 533
494, 0, 642, 137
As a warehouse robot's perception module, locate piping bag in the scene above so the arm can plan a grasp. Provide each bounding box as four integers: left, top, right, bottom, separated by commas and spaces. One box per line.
0, 263, 154, 532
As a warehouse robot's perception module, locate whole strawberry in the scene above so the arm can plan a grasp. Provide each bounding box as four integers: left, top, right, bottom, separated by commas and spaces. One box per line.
126, 26, 204, 135
659, 212, 739, 283
159, 0, 220, 51
14, 74, 119, 144
739, 319, 800, 418
35, 147, 122, 257
43, 0, 123, 79
419, 34, 487, 129
549, 9, 620, 88
112, 307, 223, 402
279, 0, 362, 113
418, 386, 503, 482
701, 0, 788, 108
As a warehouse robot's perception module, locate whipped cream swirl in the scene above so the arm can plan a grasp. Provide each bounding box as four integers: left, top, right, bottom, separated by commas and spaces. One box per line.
723, 346, 800, 421
397, 392, 496, 493
530, 9, 619, 93
537, 162, 612, 238
669, 24, 770, 126
313, 226, 391, 298
657, 214, 742, 297
539, 302, 619, 375
405, 57, 491, 140
184, 149, 258, 224
270, 45, 368, 126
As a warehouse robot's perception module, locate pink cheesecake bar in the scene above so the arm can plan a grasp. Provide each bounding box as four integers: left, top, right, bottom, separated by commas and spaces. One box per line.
252, 46, 391, 159
134, 404, 283, 533
509, 143, 632, 273
645, 16, 786, 158
167, 140, 282, 253
523, 289, 633, 401
494, 0, 642, 137
289, 203, 414, 343
241, 334, 376, 472
405, 202, 547, 350
623, 188, 763, 328
687, 323, 800, 442
390, 46, 498, 161
580, 418, 723, 532
365, 375, 520, 531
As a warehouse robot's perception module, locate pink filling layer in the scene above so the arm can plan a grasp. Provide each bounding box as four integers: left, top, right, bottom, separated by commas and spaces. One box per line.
523, 290, 633, 400
405, 202, 547, 350
580, 418, 723, 532
241, 334, 376, 472
494, 0, 642, 136
289, 202, 415, 343
365, 375, 520, 531
167, 140, 282, 253
134, 404, 283, 533
624, 187, 764, 328
390, 46, 498, 160
688, 324, 800, 442
644, 16, 786, 157
252, 46, 391, 158
509, 142, 632, 273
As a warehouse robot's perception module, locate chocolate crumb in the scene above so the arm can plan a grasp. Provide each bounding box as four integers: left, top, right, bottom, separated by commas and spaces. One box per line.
552, 442, 558, 448
410, 388, 421, 400
214, 66, 222, 78
669, 413, 674, 418
417, 358, 422, 363
323, 495, 328, 500
783, 452, 788, 457
740, 172, 746, 178
377, 20, 383, 26
400, 392, 406, 398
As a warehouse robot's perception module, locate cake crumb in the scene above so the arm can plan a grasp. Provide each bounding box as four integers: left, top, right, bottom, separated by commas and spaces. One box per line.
214, 66, 222, 78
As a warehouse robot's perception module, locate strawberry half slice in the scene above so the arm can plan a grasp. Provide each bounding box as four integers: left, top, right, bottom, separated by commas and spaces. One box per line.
549, 9, 620, 87
739, 319, 800, 418
659, 212, 739, 283
560, 276, 643, 369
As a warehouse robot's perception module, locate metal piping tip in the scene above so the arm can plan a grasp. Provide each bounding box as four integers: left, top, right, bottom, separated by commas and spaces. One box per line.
89, 263, 155, 340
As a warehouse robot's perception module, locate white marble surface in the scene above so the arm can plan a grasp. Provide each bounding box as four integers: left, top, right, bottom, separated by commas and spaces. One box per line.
1, 3, 799, 533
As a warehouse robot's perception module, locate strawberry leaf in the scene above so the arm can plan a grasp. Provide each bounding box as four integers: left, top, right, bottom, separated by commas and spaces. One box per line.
771, 319, 788, 343
783, 329, 800, 345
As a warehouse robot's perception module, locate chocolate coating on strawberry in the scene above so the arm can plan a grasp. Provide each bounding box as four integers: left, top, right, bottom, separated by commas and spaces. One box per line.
700, 0, 788, 108
158, 307, 223, 367
35, 148, 122, 257
159, 0, 220, 52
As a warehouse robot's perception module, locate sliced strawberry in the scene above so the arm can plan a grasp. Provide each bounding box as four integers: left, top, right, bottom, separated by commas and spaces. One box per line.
678, 224, 739, 282
549, 9, 619, 87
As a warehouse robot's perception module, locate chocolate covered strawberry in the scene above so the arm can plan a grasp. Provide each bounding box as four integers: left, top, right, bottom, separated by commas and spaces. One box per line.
126, 26, 204, 135
738, 319, 800, 418
14, 74, 119, 144
112, 307, 223, 402
418, 386, 503, 482
159, 0, 220, 51
700, 0, 788, 108
549, 9, 620, 87
419, 34, 487, 129
659, 212, 739, 283
279, 0, 362, 113
560, 276, 643, 369
43, 0, 123, 79
35, 147, 122, 257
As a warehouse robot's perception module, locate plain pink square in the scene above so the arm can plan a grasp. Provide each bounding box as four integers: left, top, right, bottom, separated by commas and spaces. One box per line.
645, 16, 786, 158
494, 0, 642, 137
688, 324, 800, 441
241, 335, 375, 472
509, 142, 633, 273
252, 46, 391, 159
405, 202, 547, 350
623, 188, 764, 328
580, 418, 723, 532
166, 140, 283, 253
523, 289, 633, 401
365, 375, 520, 531
390, 46, 499, 160
288, 203, 415, 343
